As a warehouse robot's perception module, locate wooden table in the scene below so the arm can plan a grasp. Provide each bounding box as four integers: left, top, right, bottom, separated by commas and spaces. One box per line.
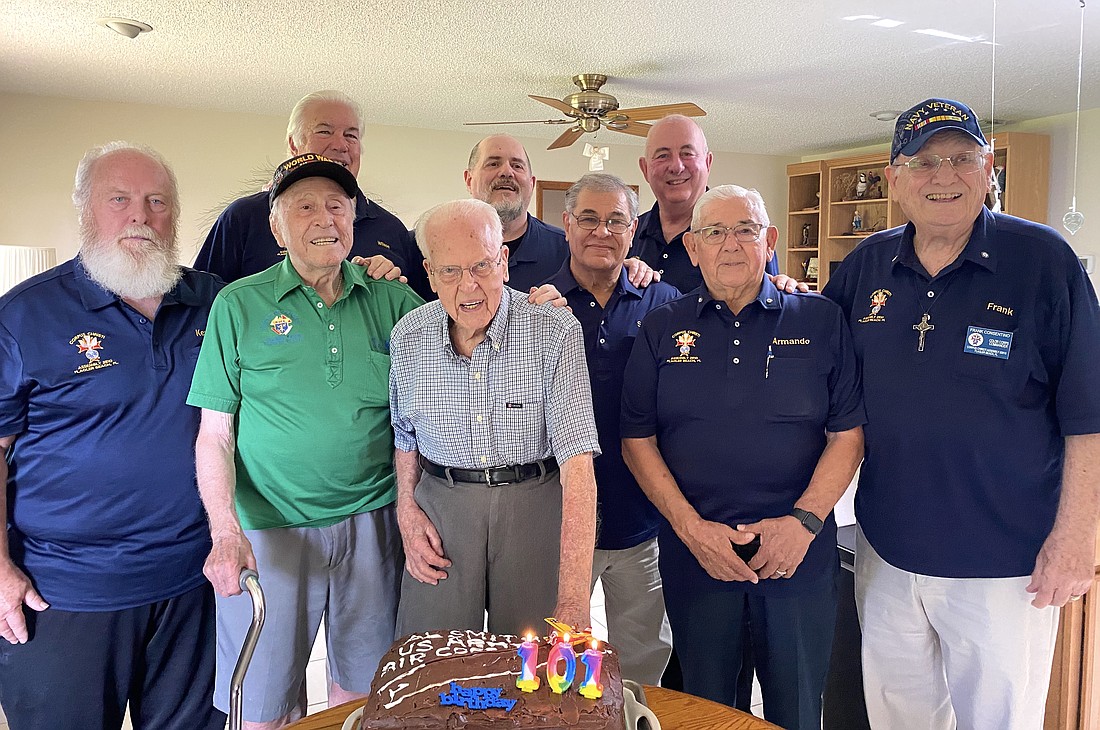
287, 685, 781, 729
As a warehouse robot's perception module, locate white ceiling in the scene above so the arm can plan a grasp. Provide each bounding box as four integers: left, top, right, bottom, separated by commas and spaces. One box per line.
2, 0, 1096, 156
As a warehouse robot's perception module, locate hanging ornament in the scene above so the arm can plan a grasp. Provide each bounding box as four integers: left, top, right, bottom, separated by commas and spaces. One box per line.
1063, 0, 1087, 235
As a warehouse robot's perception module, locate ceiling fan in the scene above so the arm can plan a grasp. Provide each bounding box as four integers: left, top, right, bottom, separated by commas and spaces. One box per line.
465, 74, 706, 150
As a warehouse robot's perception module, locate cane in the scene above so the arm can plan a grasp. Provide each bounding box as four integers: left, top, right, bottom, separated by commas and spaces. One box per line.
229, 568, 265, 730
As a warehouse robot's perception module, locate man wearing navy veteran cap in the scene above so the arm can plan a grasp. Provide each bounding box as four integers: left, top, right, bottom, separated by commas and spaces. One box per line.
622, 185, 865, 728
823, 97, 1100, 729
189, 154, 423, 727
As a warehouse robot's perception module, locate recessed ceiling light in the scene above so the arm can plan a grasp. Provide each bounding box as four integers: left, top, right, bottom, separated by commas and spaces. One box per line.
870, 110, 901, 122
96, 17, 153, 39
914, 28, 979, 42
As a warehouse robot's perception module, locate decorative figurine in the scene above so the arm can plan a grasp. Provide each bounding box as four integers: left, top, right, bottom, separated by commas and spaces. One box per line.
855, 172, 869, 199
853, 210, 863, 232
865, 171, 882, 199
802, 222, 812, 246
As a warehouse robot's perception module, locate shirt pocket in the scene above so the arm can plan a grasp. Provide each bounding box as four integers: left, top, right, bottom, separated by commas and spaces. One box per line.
491, 388, 546, 464
952, 326, 1045, 404
764, 357, 828, 423
359, 349, 391, 406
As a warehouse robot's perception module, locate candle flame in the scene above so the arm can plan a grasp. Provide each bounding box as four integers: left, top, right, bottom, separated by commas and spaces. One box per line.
563, 633, 571, 643
590, 639, 599, 650
525, 632, 534, 642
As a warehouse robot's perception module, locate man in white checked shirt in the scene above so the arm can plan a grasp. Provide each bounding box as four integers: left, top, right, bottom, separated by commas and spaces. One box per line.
389, 198, 601, 635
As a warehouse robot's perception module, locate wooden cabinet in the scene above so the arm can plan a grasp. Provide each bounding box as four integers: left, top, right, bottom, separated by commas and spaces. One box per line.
990, 131, 1051, 224
1045, 528, 1100, 729
785, 131, 1050, 290
784, 161, 823, 291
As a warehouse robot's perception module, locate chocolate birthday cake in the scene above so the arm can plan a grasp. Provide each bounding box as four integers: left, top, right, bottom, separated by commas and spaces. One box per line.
361, 629, 624, 729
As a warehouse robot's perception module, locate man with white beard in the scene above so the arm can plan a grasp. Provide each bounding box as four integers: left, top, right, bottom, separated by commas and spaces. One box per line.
0, 142, 226, 729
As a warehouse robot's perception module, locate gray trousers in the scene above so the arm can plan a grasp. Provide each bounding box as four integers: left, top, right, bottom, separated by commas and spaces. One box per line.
396, 470, 562, 637
592, 537, 673, 685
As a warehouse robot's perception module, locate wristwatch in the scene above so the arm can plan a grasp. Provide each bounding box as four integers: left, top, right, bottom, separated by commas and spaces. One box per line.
791, 508, 823, 536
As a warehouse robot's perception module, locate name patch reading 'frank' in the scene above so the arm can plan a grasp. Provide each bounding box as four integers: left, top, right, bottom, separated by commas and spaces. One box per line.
964, 326, 1013, 360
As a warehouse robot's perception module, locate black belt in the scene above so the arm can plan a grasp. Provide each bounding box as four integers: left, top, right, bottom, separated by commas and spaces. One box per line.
418, 454, 558, 486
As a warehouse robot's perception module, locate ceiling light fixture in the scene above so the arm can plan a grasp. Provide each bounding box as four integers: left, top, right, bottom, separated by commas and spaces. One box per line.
913, 28, 979, 42
96, 17, 153, 39
870, 110, 901, 122
842, 15, 880, 21
871, 19, 905, 28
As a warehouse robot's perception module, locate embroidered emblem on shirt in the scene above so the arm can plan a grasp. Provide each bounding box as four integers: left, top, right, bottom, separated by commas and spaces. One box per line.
667, 330, 702, 363
270, 314, 293, 336
858, 289, 892, 324
505, 402, 524, 409
985, 302, 1014, 316
70, 332, 118, 374
377, 241, 391, 249
771, 337, 810, 346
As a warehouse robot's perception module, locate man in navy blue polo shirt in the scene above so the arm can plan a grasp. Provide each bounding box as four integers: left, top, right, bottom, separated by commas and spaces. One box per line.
464, 134, 657, 293
545, 173, 681, 684
195, 90, 432, 299
823, 98, 1100, 729
633, 115, 778, 294
0, 142, 225, 729
623, 185, 865, 729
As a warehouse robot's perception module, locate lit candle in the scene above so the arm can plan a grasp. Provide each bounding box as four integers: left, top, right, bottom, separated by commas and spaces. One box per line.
578, 639, 604, 700
546, 633, 577, 694
516, 633, 541, 693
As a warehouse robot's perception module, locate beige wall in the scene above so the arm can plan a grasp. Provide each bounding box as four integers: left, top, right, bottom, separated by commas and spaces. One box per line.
0, 92, 794, 272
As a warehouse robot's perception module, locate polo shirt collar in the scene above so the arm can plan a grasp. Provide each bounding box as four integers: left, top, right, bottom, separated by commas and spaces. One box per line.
639, 201, 667, 242
692, 275, 782, 316
438, 286, 514, 359
274, 258, 363, 302
354, 190, 378, 224
546, 257, 642, 301
72, 255, 202, 311
891, 208, 998, 277
507, 214, 542, 264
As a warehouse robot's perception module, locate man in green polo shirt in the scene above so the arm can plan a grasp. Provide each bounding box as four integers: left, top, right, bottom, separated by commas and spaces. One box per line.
187, 154, 423, 728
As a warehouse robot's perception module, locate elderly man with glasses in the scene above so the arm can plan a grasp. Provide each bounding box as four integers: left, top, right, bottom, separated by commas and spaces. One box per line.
543, 173, 681, 684
823, 98, 1100, 729
622, 185, 865, 729
389, 198, 600, 636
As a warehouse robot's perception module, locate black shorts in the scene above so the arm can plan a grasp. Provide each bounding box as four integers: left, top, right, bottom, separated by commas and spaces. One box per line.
0, 582, 225, 730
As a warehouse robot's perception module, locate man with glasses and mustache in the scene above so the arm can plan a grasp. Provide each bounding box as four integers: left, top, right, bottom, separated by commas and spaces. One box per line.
0, 142, 226, 729
543, 173, 679, 685
389, 198, 600, 635
622, 185, 865, 729
823, 98, 1100, 729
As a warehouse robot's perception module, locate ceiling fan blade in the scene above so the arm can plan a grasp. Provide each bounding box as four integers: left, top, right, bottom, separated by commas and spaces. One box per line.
547, 126, 585, 150
604, 119, 653, 138
613, 102, 706, 121
464, 119, 573, 126
529, 95, 579, 116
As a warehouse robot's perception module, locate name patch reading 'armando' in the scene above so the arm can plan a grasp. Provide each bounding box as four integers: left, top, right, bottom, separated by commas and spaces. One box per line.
439, 682, 517, 711
771, 337, 810, 346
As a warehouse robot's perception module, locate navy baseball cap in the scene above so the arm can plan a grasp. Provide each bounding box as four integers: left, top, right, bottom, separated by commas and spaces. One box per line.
891, 98, 988, 162
268, 153, 360, 208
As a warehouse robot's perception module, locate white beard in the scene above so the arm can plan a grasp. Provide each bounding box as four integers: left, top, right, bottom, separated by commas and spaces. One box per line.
492, 198, 525, 227
79, 221, 183, 299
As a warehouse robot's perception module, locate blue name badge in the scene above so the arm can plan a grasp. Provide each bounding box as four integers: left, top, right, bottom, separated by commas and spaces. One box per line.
963, 326, 1013, 360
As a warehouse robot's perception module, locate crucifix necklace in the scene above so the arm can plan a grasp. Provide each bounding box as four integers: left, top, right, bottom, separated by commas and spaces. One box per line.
910, 275, 956, 353
913, 313, 935, 352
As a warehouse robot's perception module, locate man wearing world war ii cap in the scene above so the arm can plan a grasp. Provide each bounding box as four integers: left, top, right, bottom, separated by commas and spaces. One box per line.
823, 98, 1100, 728
189, 154, 423, 727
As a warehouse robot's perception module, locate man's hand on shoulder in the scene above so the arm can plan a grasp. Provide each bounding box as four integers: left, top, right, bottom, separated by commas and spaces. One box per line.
351, 255, 408, 284
528, 284, 568, 310
769, 274, 810, 294
203, 532, 257, 598
624, 257, 660, 288
0, 559, 48, 644
396, 501, 451, 585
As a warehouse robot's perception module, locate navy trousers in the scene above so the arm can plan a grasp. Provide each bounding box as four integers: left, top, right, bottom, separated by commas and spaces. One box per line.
663, 557, 838, 730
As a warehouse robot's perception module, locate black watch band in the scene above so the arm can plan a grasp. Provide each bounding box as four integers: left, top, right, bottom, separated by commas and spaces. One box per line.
791, 508, 823, 535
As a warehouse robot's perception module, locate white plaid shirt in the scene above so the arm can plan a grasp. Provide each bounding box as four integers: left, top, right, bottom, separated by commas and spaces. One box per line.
389, 287, 601, 469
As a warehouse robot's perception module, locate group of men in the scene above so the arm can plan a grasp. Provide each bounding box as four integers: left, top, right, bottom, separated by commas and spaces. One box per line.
0, 90, 1096, 730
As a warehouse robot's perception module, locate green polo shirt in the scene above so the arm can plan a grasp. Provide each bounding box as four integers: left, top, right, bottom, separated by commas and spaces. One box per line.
187, 258, 423, 530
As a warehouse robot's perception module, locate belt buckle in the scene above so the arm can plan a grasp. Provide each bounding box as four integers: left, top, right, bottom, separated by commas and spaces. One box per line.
484, 468, 493, 485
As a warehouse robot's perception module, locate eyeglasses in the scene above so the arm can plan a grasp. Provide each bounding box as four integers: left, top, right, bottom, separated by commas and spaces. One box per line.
892, 151, 987, 177
691, 223, 768, 246
430, 253, 504, 284
570, 213, 632, 234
